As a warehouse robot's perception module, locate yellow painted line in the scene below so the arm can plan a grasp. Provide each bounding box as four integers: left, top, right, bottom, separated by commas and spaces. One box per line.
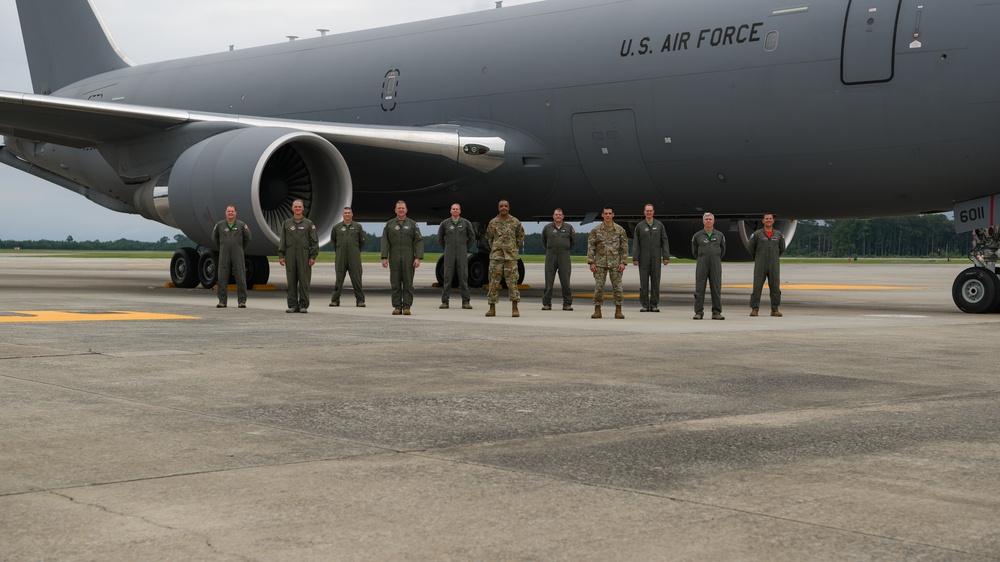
0, 311, 199, 323
565, 284, 917, 299
726, 284, 917, 291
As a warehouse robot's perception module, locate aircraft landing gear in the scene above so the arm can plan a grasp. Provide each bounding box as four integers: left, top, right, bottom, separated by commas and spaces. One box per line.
952, 267, 1000, 313
468, 253, 490, 288
170, 247, 201, 288
434, 253, 525, 288
435, 255, 461, 288
169, 248, 270, 288
952, 226, 1000, 313
198, 250, 219, 289
245, 256, 270, 286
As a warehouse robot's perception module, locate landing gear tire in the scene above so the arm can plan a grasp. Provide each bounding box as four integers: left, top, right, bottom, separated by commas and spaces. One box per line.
468, 253, 489, 288
951, 267, 1000, 313
198, 250, 219, 289
169, 247, 201, 289
500, 258, 526, 289
246, 256, 270, 286
435, 255, 461, 287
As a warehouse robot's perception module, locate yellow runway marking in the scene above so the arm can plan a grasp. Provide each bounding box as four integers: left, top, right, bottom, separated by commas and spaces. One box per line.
726, 284, 918, 291
0, 311, 199, 323
568, 284, 917, 299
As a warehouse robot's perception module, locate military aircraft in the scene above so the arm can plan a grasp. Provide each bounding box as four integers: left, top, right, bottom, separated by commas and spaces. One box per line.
3, 0, 1000, 312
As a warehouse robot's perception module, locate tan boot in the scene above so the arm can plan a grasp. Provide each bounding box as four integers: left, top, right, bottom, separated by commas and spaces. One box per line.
485, 304, 496, 317
615, 305, 625, 319
591, 305, 602, 319
512, 301, 520, 317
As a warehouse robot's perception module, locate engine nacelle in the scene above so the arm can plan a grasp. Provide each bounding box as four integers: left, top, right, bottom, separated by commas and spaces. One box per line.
663, 218, 797, 261
736, 219, 797, 261
135, 127, 351, 255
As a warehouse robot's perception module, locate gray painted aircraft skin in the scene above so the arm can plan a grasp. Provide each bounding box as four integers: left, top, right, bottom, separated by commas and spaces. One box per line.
3, 0, 1000, 310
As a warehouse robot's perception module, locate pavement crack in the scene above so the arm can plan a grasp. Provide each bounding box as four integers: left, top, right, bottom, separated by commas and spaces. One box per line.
45, 490, 259, 561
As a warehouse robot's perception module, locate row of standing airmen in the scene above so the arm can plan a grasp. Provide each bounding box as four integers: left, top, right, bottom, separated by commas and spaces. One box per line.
211, 199, 786, 318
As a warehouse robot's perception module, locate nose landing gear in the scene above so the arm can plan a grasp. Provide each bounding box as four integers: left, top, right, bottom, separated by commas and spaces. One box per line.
952, 226, 1000, 313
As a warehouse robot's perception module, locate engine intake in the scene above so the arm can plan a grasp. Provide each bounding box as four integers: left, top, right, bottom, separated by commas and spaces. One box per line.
135, 127, 351, 255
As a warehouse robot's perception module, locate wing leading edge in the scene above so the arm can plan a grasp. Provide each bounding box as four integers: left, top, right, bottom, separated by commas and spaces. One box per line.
0, 90, 506, 174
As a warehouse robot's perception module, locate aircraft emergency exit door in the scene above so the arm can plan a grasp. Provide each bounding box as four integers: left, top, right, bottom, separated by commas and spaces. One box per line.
842, 0, 901, 84
571, 110, 657, 205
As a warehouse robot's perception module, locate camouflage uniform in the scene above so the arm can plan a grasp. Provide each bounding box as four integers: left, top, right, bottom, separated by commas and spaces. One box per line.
541, 222, 575, 307
278, 217, 319, 311
330, 221, 366, 306
587, 222, 629, 305
211, 219, 251, 306
437, 217, 476, 305
380, 217, 424, 309
485, 214, 524, 304
633, 219, 670, 309
748, 227, 785, 312
691, 229, 726, 316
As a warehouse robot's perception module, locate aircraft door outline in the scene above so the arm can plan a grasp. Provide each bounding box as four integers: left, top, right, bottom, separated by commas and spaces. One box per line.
841, 0, 902, 85
570, 110, 658, 206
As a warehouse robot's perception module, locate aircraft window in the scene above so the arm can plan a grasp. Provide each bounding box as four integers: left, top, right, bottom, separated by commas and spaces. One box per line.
381, 69, 400, 111
765, 31, 779, 51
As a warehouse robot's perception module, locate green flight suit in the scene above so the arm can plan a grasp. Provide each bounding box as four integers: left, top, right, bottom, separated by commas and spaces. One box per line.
278, 217, 319, 311
381, 217, 424, 309
330, 220, 366, 305
748, 227, 785, 312
691, 229, 726, 315
633, 219, 670, 309
211, 219, 251, 305
437, 217, 475, 305
486, 215, 524, 304
541, 222, 575, 307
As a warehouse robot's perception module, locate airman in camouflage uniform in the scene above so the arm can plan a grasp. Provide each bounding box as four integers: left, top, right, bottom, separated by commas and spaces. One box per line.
381, 200, 424, 315
691, 212, 726, 320
278, 199, 319, 313
329, 207, 366, 307
485, 200, 525, 317
437, 203, 476, 309
211, 205, 251, 308
748, 213, 786, 317
587, 207, 629, 319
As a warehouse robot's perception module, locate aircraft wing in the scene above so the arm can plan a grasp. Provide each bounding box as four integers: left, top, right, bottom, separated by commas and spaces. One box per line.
0, 90, 505, 173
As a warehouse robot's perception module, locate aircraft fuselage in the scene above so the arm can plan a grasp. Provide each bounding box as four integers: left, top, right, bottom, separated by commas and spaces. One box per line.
23, 0, 996, 222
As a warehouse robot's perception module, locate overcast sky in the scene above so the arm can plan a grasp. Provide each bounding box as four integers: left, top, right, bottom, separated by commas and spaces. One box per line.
0, 0, 540, 241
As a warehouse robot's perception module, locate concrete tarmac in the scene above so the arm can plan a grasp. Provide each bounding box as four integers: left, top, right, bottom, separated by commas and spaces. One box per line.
1, 256, 998, 561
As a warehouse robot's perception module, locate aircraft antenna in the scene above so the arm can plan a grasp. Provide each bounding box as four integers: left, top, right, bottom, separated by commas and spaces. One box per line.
317, 29, 329, 37
286, 35, 299, 42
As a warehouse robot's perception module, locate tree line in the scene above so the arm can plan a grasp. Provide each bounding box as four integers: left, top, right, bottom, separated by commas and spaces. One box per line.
0, 214, 970, 258
0, 234, 196, 251
788, 215, 968, 258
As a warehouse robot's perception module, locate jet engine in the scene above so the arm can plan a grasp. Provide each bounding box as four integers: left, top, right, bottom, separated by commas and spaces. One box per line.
135, 127, 351, 255
663, 219, 797, 261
